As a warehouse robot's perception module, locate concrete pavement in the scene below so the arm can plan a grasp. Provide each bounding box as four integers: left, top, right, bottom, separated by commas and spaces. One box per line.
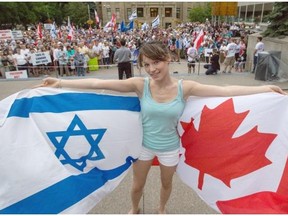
0, 60, 287, 214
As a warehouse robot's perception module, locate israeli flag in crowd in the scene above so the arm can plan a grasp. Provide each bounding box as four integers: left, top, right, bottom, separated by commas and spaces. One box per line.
50, 22, 57, 39
141, 22, 149, 31
129, 10, 137, 21
0, 88, 142, 214
152, 15, 160, 29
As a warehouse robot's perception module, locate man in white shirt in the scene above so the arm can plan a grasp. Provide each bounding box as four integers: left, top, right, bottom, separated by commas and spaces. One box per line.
13, 48, 29, 72
186, 42, 198, 74
222, 38, 237, 73
252, 36, 265, 73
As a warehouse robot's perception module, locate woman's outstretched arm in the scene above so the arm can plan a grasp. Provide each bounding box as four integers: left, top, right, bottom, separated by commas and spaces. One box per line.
37, 77, 144, 95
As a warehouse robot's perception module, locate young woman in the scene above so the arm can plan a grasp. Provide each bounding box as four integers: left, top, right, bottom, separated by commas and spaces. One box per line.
39, 41, 286, 214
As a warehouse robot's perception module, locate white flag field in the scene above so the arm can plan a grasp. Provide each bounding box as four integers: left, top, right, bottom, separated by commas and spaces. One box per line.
0, 88, 288, 214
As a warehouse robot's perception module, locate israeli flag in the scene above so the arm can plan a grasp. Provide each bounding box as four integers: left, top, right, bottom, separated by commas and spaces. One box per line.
152, 15, 160, 29
0, 88, 142, 214
141, 22, 149, 31
129, 10, 137, 21
50, 22, 57, 39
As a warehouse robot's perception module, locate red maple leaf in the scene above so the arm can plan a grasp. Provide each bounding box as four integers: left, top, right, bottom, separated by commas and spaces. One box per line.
180, 98, 277, 190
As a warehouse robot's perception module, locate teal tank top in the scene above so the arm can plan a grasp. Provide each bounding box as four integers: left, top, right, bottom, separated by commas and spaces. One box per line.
140, 77, 186, 152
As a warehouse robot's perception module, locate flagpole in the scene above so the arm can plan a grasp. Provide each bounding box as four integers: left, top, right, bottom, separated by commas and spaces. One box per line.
87, 4, 91, 20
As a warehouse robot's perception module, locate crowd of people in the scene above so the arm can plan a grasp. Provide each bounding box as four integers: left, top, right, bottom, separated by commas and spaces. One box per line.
0, 21, 254, 79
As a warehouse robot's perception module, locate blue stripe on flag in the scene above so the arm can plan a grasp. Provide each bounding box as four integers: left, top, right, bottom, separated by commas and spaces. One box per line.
0, 156, 137, 214
8, 93, 140, 118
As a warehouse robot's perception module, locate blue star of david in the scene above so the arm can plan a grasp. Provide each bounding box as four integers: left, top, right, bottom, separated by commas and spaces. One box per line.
47, 114, 106, 171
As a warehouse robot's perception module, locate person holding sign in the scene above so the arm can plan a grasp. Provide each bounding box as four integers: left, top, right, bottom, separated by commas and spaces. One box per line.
56, 44, 70, 77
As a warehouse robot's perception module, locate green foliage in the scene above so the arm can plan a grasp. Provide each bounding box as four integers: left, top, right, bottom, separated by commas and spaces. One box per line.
62, 2, 90, 26
188, 3, 212, 23
262, 2, 288, 37
0, 2, 90, 29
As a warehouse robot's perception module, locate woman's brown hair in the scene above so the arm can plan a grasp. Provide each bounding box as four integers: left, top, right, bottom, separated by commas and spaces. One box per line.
138, 41, 170, 67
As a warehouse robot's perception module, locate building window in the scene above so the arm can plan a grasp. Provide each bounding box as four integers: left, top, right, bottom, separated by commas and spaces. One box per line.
116, 8, 120, 19
150, 7, 158, 17
137, 8, 144, 17
176, 7, 180, 18
165, 8, 172, 17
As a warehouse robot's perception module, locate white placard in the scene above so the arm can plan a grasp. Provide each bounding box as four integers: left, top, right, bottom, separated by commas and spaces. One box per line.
5, 70, 28, 79
44, 24, 53, 30
31, 51, 52, 65
0, 30, 13, 40
12, 30, 23, 40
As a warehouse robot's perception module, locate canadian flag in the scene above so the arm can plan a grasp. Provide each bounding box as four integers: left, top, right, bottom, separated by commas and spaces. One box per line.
37, 23, 42, 39
193, 29, 204, 51
68, 26, 74, 40
94, 9, 99, 24
67, 16, 74, 41
111, 13, 117, 31
57, 30, 62, 39
176, 92, 288, 213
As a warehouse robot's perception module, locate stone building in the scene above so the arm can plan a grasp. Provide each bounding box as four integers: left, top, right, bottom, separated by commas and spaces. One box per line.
95, 2, 207, 28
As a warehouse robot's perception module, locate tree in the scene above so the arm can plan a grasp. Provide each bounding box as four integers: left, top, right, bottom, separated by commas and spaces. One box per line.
188, 3, 211, 23
0, 2, 90, 29
262, 2, 288, 38
62, 2, 90, 26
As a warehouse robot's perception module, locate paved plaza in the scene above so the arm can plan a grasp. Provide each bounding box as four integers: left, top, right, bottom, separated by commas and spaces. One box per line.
0, 60, 287, 214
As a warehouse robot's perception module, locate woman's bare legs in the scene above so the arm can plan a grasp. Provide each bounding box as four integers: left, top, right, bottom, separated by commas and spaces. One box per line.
129, 159, 153, 214
158, 164, 177, 214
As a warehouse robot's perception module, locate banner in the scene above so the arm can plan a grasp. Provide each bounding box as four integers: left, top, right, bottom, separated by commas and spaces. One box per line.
0, 30, 13, 40
11, 30, 23, 40
0, 88, 142, 213
177, 92, 288, 213
44, 24, 53, 30
5, 70, 28, 79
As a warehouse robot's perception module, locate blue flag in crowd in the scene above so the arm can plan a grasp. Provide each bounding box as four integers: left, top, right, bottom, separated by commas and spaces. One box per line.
120, 21, 134, 32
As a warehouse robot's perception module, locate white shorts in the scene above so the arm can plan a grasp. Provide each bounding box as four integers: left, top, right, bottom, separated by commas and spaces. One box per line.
138, 146, 180, 167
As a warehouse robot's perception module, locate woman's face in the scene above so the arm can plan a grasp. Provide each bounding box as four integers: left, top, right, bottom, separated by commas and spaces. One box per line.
142, 55, 170, 80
